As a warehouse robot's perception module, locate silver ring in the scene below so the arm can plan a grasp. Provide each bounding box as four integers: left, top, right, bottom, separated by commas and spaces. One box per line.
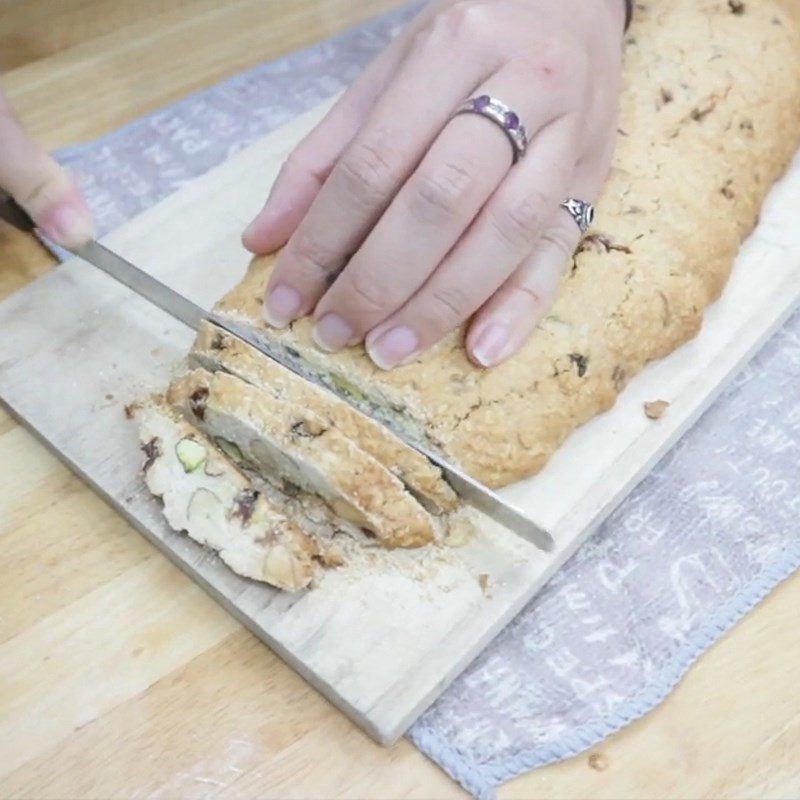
560, 198, 595, 234
456, 95, 528, 163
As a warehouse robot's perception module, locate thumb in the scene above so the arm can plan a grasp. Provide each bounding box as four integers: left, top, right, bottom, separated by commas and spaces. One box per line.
0, 90, 93, 248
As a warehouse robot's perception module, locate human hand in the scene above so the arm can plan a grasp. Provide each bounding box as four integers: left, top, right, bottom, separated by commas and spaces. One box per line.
0, 87, 92, 248
244, 0, 625, 368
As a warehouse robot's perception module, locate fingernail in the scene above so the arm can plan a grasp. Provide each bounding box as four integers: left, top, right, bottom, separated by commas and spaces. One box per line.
42, 204, 93, 248
313, 313, 353, 352
367, 326, 419, 370
263, 285, 302, 328
471, 323, 512, 367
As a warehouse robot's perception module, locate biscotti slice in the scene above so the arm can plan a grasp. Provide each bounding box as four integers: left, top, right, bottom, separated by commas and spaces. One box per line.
166, 368, 437, 548
190, 321, 458, 514
138, 402, 319, 591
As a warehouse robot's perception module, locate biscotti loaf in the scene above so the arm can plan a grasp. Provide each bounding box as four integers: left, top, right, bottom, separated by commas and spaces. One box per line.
213, 0, 800, 488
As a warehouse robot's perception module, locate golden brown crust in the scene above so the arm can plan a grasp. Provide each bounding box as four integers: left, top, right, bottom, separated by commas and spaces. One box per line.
190, 321, 458, 513
214, 0, 800, 487
167, 369, 437, 548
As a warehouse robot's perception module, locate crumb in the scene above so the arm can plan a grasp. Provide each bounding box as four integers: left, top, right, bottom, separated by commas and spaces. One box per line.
478, 573, 490, 595
105, 393, 114, 401
644, 400, 670, 419
151, 347, 162, 358
588, 752, 609, 771
445, 511, 478, 548
124, 401, 143, 420
317, 546, 345, 568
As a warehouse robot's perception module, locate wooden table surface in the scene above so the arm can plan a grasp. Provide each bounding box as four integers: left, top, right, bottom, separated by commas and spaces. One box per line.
1, 2, 798, 797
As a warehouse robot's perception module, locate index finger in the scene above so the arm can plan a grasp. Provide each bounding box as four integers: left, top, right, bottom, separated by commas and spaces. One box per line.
0, 91, 92, 247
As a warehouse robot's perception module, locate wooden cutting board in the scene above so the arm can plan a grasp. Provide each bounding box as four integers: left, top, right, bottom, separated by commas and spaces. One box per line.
1, 99, 798, 746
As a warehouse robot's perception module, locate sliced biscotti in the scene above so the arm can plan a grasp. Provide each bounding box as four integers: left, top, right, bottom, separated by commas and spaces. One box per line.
166, 368, 437, 548
190, 321, 458, 514
138, 401, 319, 591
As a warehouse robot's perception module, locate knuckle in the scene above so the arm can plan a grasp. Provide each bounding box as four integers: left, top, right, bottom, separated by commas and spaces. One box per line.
509, 280, 551, 312
16, 176, 52, 209
541, 225, 579, 265
290, 230, 342, 282
346, 271, 393, 316
339, 136, 400, 202
409, 160, 476, 221
283, 147, 320, 181
489, 191, 548, 248
428, 284, 473, 325
429, 1, 490, 45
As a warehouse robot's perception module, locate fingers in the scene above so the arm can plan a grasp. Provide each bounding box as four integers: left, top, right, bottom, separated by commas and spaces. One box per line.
312, 74, 562, 351
362, 113, 579, 368
0, 91, 92, 248
465, 167, 605, 367
242, 41, 405, 255
259, 28, 495, 327
466, 211, 581, 367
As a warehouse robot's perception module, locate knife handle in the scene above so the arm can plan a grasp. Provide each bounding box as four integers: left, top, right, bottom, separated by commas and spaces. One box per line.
0, 189, 36, 234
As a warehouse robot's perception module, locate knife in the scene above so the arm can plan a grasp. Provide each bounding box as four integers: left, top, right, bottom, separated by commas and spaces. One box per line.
0, 191, 554, 552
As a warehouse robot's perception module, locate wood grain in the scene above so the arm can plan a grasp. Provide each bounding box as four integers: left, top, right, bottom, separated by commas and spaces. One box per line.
0, 1, 798, 797
1, 0, 404, 148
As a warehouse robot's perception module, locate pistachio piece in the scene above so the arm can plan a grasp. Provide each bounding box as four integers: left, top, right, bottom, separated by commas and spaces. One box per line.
215, 437, 244, 464
263, 544, 308, 591
175, 437, 207, 472
329, 373, 369, 404
186, 487, 225, 527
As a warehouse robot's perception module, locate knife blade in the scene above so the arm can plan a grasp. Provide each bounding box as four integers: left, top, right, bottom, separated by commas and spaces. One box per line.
0, 192, 554, 551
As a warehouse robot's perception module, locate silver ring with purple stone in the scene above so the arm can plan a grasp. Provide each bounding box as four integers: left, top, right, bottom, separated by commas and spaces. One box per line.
560, 198, 595, 235
456, 95, 528, 163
